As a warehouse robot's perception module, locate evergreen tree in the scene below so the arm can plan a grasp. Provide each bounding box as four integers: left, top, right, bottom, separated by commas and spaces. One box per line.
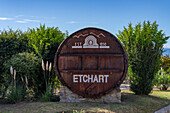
27, 24, 66, 62
117, 21, 169, 95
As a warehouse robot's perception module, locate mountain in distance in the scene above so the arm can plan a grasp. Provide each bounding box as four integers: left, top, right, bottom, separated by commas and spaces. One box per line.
163, 48, 170, 56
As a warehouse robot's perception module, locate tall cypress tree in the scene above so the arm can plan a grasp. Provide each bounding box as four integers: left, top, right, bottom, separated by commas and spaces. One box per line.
117, 21, 169, 95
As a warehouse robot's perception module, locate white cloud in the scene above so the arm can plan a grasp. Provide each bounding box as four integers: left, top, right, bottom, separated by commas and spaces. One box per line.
30, 16, 39, 18
29, 16, 56, 20
15, 15, 24, 18
66, 21, 98, 24
67, 21, 79, 24
164, 45, 170, 48
16, 19, 40, 23
15, 21, 28, 23
44, 17, 56, 19
23, 19, 40, 22
0, 17, 13, 20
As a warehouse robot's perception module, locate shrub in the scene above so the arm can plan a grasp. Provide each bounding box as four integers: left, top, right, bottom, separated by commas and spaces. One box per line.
3, 52, 41, 97
27, 24, 67, 95
0, 29, 29, 97
0, 26, 65, 99
153, 68, 170, 90
161, 54, 170, 71
27, 24, 66, 62
117, 21, 169, 95
7, 85, 25, 104
41, 86, 53, 102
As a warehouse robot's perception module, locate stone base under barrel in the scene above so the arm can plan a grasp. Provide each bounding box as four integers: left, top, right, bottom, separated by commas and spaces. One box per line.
59, 86, 121, 103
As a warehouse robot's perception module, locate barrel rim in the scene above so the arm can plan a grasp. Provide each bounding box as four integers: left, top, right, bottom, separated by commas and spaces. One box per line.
54, 27, 128, 98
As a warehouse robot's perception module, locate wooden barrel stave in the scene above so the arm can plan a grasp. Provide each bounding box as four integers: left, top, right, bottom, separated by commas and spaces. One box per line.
54, 27, 128, 98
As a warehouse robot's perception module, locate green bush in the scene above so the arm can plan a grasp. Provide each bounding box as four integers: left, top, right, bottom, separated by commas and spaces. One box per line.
3, 52, 42, 97
41, 86, 53, 102
0, 29, 29, 97
27, 24, 67, 95
27, 24, 66, 62
117, 21, 169, 95
153, 69, 170, 90
7, 86, 25, 104
161, 54, 170, 71
0, 25, 66, 99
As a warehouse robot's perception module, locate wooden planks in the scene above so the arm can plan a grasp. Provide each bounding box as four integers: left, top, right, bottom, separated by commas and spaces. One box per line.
54, 27, 128, 98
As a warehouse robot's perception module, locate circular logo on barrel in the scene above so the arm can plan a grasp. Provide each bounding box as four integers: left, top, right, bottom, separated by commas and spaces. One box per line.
54, 27, 128, 98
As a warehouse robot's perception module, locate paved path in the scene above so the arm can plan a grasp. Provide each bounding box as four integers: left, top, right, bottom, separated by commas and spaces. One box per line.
120, 84, 130, 90
155, 105, 170, 113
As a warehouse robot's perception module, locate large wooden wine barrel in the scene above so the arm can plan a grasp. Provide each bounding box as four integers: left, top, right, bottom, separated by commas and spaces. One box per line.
54, 27, 128, 98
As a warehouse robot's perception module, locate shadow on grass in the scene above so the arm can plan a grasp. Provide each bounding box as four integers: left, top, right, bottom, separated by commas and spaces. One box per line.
60, 92, 170, 113
122, 92, 170, 103
0, 92, 169, 113
0, 98, 9, 104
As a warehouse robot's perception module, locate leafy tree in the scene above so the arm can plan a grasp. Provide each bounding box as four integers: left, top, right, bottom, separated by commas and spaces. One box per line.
153, 54, 170, 91
0, 25, 66, 98
27, 24, 66, 95
3, 52, 42, 96
27, 24, 66, 62
0, 29, 29, 97
161, 54, 170, 71
117, 21, 169, 95
0, 29, 28, 73
153, 68, 170, 90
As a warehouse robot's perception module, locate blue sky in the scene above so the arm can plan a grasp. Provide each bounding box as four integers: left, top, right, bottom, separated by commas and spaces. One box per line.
0, 0, 170, 48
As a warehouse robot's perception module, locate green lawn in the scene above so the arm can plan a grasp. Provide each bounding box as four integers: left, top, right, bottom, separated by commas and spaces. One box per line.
0, 90, 169, 113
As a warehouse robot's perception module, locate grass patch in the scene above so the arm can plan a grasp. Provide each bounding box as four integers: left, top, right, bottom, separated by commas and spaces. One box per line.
0, 90, 169, 113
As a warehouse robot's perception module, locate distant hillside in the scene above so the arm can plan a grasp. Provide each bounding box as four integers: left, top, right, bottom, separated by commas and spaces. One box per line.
163, 48, 170, 56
